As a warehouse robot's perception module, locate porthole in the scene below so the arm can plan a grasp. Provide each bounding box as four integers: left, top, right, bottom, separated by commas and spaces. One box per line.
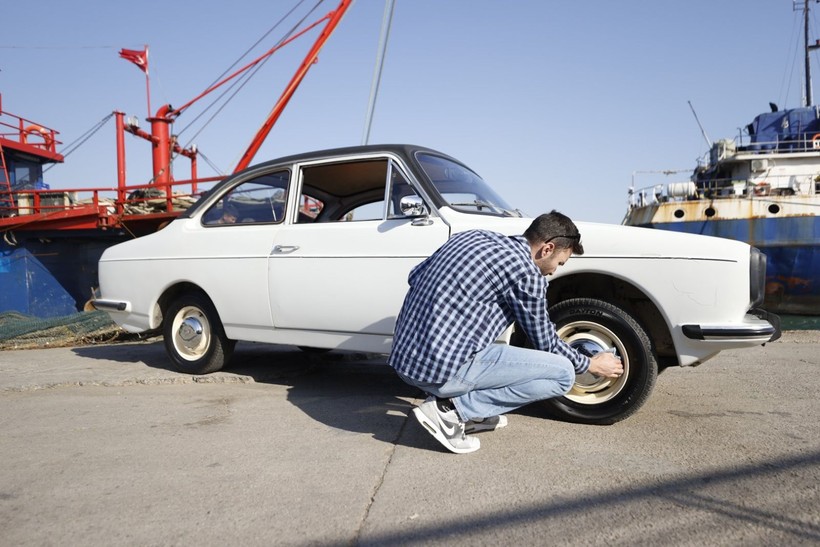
768, 204, 780, 214
704, 207, 716, 218
674, 209, 685, 218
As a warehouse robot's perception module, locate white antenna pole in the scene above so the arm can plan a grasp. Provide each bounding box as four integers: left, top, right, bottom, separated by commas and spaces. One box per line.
688, 100, 712, 148
362, 0, 396, 145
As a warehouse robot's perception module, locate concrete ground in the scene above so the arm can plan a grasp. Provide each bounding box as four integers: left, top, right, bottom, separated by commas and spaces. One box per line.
1, 331, 818, 546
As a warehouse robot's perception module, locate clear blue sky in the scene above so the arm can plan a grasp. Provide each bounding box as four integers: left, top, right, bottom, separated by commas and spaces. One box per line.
1, 0, 814, 223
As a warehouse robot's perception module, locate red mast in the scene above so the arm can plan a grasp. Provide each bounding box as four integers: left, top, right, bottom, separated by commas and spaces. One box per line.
234, 0, 352, 172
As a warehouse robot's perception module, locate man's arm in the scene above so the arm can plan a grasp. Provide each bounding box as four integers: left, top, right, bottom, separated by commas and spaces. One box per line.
508, 274, 591, 374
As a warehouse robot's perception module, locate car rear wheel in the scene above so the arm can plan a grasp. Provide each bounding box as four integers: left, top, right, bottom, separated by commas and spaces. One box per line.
163, 292, 235, 374
545, 298, 658, 425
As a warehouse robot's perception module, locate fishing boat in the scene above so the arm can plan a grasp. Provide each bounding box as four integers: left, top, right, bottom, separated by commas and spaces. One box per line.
0, 0, 353, 317
623, 2, 820, 316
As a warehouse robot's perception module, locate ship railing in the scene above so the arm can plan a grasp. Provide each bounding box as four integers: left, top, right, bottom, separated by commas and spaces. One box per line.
0, 109, 61, 155
698, 136, 820, 169
0, 177, 224, 224
628, 182, 697, 209
628, 174, 819, 210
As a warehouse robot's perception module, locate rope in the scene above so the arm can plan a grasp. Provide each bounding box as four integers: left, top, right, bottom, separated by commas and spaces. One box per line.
174, 1, 329, 177
44, 113, 114, 173
196, 149, 226, 177
176, 0, 322, 143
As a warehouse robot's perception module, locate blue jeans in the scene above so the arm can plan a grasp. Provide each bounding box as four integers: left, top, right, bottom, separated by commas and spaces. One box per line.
397, 344, 576, 421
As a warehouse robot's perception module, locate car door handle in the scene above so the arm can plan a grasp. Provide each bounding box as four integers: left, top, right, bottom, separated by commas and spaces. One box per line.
271, 245, 300, 255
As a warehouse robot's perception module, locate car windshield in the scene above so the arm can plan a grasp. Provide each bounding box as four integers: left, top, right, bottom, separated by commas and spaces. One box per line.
416, 153, 522, 217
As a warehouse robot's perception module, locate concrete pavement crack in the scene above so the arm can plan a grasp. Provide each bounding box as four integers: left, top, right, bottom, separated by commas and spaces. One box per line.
352, 402, 416, 546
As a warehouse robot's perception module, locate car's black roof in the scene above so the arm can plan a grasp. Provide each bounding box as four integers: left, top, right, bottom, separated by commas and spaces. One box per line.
179, 144, 462, 219
248, 143, 454, 170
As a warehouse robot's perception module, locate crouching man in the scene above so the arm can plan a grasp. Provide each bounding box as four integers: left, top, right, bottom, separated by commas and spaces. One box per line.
388, 211, 623, 453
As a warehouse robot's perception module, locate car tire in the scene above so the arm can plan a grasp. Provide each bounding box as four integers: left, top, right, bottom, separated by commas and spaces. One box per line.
163, 292, 235, 374
544, 298, 658, 425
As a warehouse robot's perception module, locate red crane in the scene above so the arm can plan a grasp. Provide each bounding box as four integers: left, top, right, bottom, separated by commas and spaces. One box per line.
122, 0, 352, 185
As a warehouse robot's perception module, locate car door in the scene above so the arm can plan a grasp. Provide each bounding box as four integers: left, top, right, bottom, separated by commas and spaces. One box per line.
190, 169, 290, 333
267, 156, 449, 335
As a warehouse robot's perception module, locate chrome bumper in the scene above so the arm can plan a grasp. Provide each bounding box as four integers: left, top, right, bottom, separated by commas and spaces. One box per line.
91, 299, 129, 312
682, 309, 781, 343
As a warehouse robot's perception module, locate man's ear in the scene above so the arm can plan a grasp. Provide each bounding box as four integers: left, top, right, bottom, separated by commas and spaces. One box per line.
537, 242, 555, 258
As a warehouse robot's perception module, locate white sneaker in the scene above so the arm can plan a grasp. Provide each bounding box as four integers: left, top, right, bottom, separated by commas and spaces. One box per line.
465, 415, 508, 434
412, 397, 480, 454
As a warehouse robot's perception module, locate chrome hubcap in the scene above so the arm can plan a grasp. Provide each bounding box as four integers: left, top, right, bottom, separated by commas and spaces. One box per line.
178, 316, 204, 351
558, 320, 628, 405
172, 306, 211, 361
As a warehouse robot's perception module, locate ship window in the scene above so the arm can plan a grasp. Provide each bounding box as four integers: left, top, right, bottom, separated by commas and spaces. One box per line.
768, 204, 780, 214
9, 159, 45, 190
674, 209, 684, 219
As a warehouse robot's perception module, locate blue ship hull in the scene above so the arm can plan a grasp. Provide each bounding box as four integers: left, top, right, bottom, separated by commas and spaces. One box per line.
1, 231, 131, 317
644, 216, 819, 315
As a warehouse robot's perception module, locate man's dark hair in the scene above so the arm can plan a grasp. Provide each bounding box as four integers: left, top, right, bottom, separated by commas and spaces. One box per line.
523, 210, 584, 255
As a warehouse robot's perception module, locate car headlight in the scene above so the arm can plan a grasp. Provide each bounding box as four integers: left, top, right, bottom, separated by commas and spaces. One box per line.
749, 247, 766, 308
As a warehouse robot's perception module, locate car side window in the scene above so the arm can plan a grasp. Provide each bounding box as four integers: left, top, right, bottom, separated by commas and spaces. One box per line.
295, 159, 385, 223
340, 200, 384, 221
297, 195, 324, 223
203, 170, 289, 225
295, 158, 424, 223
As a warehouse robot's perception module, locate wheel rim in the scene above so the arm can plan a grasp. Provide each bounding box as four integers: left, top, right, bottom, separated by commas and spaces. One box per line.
171, 305, 211, 361
557, 320, 629, 405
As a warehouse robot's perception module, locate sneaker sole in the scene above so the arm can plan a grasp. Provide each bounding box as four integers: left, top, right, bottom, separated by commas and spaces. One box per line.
465, 416, 508, 434
412, 406, 480, 454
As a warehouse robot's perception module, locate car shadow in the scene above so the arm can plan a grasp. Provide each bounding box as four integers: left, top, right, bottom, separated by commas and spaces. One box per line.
228, 343, 423, 444
73, 340, 431, 446
223, 343, 555, 446
72, 340, 551, 450
72, 338, 173, 369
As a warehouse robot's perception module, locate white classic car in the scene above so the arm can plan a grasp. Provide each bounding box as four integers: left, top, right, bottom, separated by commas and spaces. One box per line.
95, 145, 779, 424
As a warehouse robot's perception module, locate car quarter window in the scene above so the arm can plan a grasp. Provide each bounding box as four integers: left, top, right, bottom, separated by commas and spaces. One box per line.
202, 170, 289, 225
387, 165, 419, 218
296, 158, 422, 223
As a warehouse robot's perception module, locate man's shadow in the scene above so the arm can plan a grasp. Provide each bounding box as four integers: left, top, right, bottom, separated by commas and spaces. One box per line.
227, 343, 422, 444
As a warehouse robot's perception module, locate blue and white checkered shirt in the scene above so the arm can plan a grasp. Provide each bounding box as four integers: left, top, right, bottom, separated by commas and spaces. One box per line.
388, 229, 589, 384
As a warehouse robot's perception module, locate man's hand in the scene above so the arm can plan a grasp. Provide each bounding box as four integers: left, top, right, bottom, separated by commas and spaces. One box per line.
587, 352, 624, 378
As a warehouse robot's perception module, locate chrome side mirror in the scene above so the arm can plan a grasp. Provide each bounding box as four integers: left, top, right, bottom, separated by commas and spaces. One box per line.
399, 195, 428, 217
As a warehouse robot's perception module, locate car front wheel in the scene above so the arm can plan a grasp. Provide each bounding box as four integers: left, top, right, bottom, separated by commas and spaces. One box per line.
163, 292, 235, 374
546, 298, 658, 425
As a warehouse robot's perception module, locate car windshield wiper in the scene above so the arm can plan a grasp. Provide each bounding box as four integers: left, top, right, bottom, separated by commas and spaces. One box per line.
450, 199, 500, 212
448, 200, 522, 217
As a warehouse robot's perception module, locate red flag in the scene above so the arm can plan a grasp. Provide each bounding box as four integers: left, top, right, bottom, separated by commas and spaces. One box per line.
119, 47, 148, 74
